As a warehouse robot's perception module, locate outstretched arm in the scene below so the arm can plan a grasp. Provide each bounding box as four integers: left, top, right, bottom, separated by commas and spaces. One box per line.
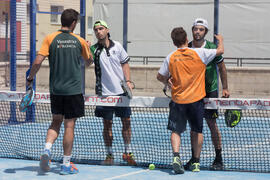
84, 40, 94, 67
218, 61, 230, 97
27, 54, 46, 85
214, 34, 224, 56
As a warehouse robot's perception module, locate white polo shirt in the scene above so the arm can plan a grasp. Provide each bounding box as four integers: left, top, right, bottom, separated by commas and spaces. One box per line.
98, 40, 130, 95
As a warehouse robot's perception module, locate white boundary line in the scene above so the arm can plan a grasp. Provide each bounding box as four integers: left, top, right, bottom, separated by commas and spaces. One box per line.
103, 169, 150, 180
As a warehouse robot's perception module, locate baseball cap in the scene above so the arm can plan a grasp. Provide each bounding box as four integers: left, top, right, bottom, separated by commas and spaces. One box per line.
93, 20, 108, 29
193, 18, 208, 29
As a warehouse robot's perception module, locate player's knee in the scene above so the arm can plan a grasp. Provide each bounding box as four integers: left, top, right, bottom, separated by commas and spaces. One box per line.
206, 118, 217, 128
49, 123, 61, 133
122, 124, 130, 131
64, 119, 76, 129
103, 120, 112, 130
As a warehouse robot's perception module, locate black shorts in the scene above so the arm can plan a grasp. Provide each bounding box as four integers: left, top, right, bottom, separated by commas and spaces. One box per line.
50, 94, 84, 119
204, 90, 219, 119
167, 99, 204, 134
95, 106, 131, 120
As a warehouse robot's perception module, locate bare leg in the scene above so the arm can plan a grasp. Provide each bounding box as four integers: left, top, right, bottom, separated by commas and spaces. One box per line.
46, 114, 64, 144
63, 118, 76, 156
103, 119, 113, 147
40, 114, 63, 171
171, 132, 184, 174
190, 131, 194, 156
171, 132, 181, 153
121, 117, 131, 145
206, 118, 223, 169
183, 131, 196, 170
206, 118, 222, 150
102, 119, 114, 165
191, 131, 203, 159
121, 117, 136, 165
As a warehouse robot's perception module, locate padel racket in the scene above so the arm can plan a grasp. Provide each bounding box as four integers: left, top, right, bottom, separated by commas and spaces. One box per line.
19, 81, 35, 112
224, 109, 242, 128
121, 80, 135, 99
162, 75, 172, 98
163, 84, 171, 98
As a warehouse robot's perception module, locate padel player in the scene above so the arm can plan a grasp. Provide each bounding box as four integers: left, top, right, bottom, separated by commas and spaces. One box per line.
27, 9, 93, 175
157, 27, 224, 173
90, 20, 136, 166
184, 18, 230, 171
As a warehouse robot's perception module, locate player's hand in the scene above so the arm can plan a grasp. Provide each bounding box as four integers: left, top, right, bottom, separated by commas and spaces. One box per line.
167, 77, 173, 89
126, 81, 134, 91
214, 34, 223, 42
26, 76, 33, 87
86, 40, 91, 48
222, 89, 230, 98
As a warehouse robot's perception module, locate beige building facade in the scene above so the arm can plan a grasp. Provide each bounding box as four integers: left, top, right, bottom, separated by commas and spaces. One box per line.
0, 0, 94, 59
29, 0, 94, 51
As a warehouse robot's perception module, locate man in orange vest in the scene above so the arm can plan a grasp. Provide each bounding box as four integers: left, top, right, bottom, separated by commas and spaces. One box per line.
157, 27, 224, 174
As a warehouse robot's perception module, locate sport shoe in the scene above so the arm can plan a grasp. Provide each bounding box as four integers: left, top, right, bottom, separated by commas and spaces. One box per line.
102, 154, 114, 165
59, 162, 79, 175
210, 158, 224, 170
123, 153, 137, 166
184, 158, 192, 171
39, 149, 51, 172
191, 162, 200, 172
172, 156, 185, 174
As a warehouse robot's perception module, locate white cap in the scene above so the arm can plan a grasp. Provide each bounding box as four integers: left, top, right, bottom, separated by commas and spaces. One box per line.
193, 18, 208, 29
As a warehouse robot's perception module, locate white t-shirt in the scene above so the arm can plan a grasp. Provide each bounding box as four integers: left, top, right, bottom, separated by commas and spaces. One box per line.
99, 40, 130, 95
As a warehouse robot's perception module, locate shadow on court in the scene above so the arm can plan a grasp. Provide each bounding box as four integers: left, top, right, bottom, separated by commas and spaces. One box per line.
130, 165, 176, 176
3, 162, 61, 176
158, 167, 176, 175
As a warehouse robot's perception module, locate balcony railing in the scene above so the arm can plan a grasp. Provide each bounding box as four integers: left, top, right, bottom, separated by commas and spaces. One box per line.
129, 56, 270, 67
1, 53, 270, 67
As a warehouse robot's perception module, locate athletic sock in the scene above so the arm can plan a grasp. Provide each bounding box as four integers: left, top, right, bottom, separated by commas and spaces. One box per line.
44, 142, 52, 154
173, 152, 180, 157
191, 148, 200, 163
215, 148, 222, 161
124, 144, 131, 154
106, 146, 113, 155
63, 155, 71, 167
191, 157, 200, 163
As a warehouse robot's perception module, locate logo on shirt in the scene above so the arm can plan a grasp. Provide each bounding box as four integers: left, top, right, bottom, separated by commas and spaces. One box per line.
173, 54, 194, 62
57, 40, 77, 48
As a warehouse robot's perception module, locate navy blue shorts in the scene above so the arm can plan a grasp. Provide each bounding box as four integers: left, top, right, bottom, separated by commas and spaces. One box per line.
50, 94, 84, 119
204, 90, 218, 119
95, 93, 131, 120
95, 106, 131, 120
167, 99, 204, 134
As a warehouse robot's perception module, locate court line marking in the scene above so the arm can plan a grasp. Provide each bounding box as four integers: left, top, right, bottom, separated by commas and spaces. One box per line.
103, 169, 150, 180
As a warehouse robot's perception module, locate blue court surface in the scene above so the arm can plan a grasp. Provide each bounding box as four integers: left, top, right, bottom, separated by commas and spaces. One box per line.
1, 99, 270, 179
1, 158, 270, 180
